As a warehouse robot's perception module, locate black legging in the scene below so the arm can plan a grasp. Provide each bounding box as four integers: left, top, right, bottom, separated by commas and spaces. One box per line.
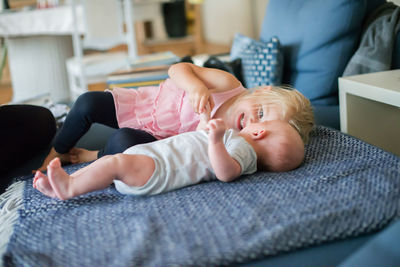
0, 104, 57, 192
101, 127, 157, 156
54, 91, 157, 157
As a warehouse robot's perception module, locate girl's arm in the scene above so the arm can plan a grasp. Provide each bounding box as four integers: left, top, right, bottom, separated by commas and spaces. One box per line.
207, 119, 241, 182
168, 62, 240, 114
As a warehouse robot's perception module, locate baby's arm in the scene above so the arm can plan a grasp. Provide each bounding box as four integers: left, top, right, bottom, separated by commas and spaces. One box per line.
207, 119, 241, 182
168, 62, 240, 114
196, 103, 211, 131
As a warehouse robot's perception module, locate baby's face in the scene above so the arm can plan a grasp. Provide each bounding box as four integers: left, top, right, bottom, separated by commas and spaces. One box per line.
239, 120, 284, 138
227, 98, 286, 132
240, 120, 304, 172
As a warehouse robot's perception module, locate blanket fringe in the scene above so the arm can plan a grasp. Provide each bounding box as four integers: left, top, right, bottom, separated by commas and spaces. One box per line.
0, 181, 25, 262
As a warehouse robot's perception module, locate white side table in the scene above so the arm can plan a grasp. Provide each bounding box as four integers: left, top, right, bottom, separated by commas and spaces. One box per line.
339, 69, 400, 156
0, 6, 84, 103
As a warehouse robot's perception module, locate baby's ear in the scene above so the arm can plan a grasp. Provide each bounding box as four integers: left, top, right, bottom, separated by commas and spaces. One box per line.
251, 129, 269, 140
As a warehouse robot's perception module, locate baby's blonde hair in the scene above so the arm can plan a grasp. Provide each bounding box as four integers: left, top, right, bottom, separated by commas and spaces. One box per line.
240, 85, 315, 144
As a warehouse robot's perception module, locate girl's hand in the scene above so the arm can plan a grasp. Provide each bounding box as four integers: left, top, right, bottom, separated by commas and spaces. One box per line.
207, 119, 226, 144
189, 86, 215, 114
168, 62, 238, 114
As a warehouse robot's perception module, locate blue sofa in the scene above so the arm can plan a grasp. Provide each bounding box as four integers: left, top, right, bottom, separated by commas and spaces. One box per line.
260, 0, 399, 130
241, 1, 400, 265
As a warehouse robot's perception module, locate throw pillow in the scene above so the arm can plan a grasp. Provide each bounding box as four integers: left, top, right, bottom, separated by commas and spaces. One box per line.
230, 33, 283, 89
203, 56, 244, 85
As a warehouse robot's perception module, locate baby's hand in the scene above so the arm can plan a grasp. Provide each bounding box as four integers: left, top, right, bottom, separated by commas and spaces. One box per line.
196, 103, 211, 131
189, 86, 215, 114
207, 119, 226, 144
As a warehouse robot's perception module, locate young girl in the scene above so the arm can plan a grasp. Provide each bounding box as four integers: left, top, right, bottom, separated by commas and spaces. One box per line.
38, 63, 314, 171
33, 119, 305, 199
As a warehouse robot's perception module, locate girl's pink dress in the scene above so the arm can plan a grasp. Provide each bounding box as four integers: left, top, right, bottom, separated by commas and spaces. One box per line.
110, 78, 246, 139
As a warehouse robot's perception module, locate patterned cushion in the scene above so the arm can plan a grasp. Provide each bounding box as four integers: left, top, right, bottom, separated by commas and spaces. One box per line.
230, 33, 283, 88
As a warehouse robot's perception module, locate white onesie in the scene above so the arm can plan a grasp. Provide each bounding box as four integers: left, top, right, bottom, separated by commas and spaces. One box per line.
113, 129, 257, 195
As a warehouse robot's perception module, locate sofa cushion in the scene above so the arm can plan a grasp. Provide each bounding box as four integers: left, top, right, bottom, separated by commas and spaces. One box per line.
230, 33, 283, 88
339, 219, 400, 266
260, 0, 385, 105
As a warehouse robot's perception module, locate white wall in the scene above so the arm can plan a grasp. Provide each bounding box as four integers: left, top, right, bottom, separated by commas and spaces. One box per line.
202, 0, 269, 46
252, 0, 270, 38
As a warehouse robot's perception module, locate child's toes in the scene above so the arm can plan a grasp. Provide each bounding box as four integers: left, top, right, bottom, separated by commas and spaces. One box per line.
35, 177, 57, 198
49, 157, 62, 168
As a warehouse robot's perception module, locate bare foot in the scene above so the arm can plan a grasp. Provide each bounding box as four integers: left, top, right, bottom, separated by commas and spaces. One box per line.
36, 147, 71, 172
33, 171, 57, 198
69, 148, 98, 164
47, 158, 74, 200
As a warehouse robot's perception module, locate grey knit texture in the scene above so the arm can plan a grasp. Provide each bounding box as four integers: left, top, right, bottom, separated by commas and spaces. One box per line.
3, 126, 400, 266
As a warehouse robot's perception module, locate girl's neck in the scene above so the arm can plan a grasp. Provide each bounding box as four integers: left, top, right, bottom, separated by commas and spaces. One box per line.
212, 91, 247, 121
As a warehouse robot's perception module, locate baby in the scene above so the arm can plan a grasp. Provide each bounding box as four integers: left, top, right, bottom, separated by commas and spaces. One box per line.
33, 119, 304, 199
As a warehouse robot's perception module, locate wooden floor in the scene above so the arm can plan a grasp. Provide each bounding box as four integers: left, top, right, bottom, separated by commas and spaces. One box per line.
0, 83, 12, 104
0, 42, 229, 105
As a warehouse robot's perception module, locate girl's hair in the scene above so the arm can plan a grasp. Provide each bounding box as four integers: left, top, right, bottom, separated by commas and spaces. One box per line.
241, 85, 315, 144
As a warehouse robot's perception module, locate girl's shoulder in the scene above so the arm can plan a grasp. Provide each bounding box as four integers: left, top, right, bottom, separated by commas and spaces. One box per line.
210, 82, 246, 95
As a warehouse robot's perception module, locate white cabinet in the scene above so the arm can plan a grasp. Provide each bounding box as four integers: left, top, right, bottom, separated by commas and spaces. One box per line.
339, 70, 400, 156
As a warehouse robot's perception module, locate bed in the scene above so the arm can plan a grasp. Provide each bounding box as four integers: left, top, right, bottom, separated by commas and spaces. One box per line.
1, 126, 399, 266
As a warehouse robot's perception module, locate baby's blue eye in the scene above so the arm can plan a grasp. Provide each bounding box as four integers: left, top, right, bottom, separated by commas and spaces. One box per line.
258, 107, 264, 118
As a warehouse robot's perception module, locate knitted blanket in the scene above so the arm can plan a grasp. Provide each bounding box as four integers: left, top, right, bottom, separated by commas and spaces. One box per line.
1, 126, 400, 266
